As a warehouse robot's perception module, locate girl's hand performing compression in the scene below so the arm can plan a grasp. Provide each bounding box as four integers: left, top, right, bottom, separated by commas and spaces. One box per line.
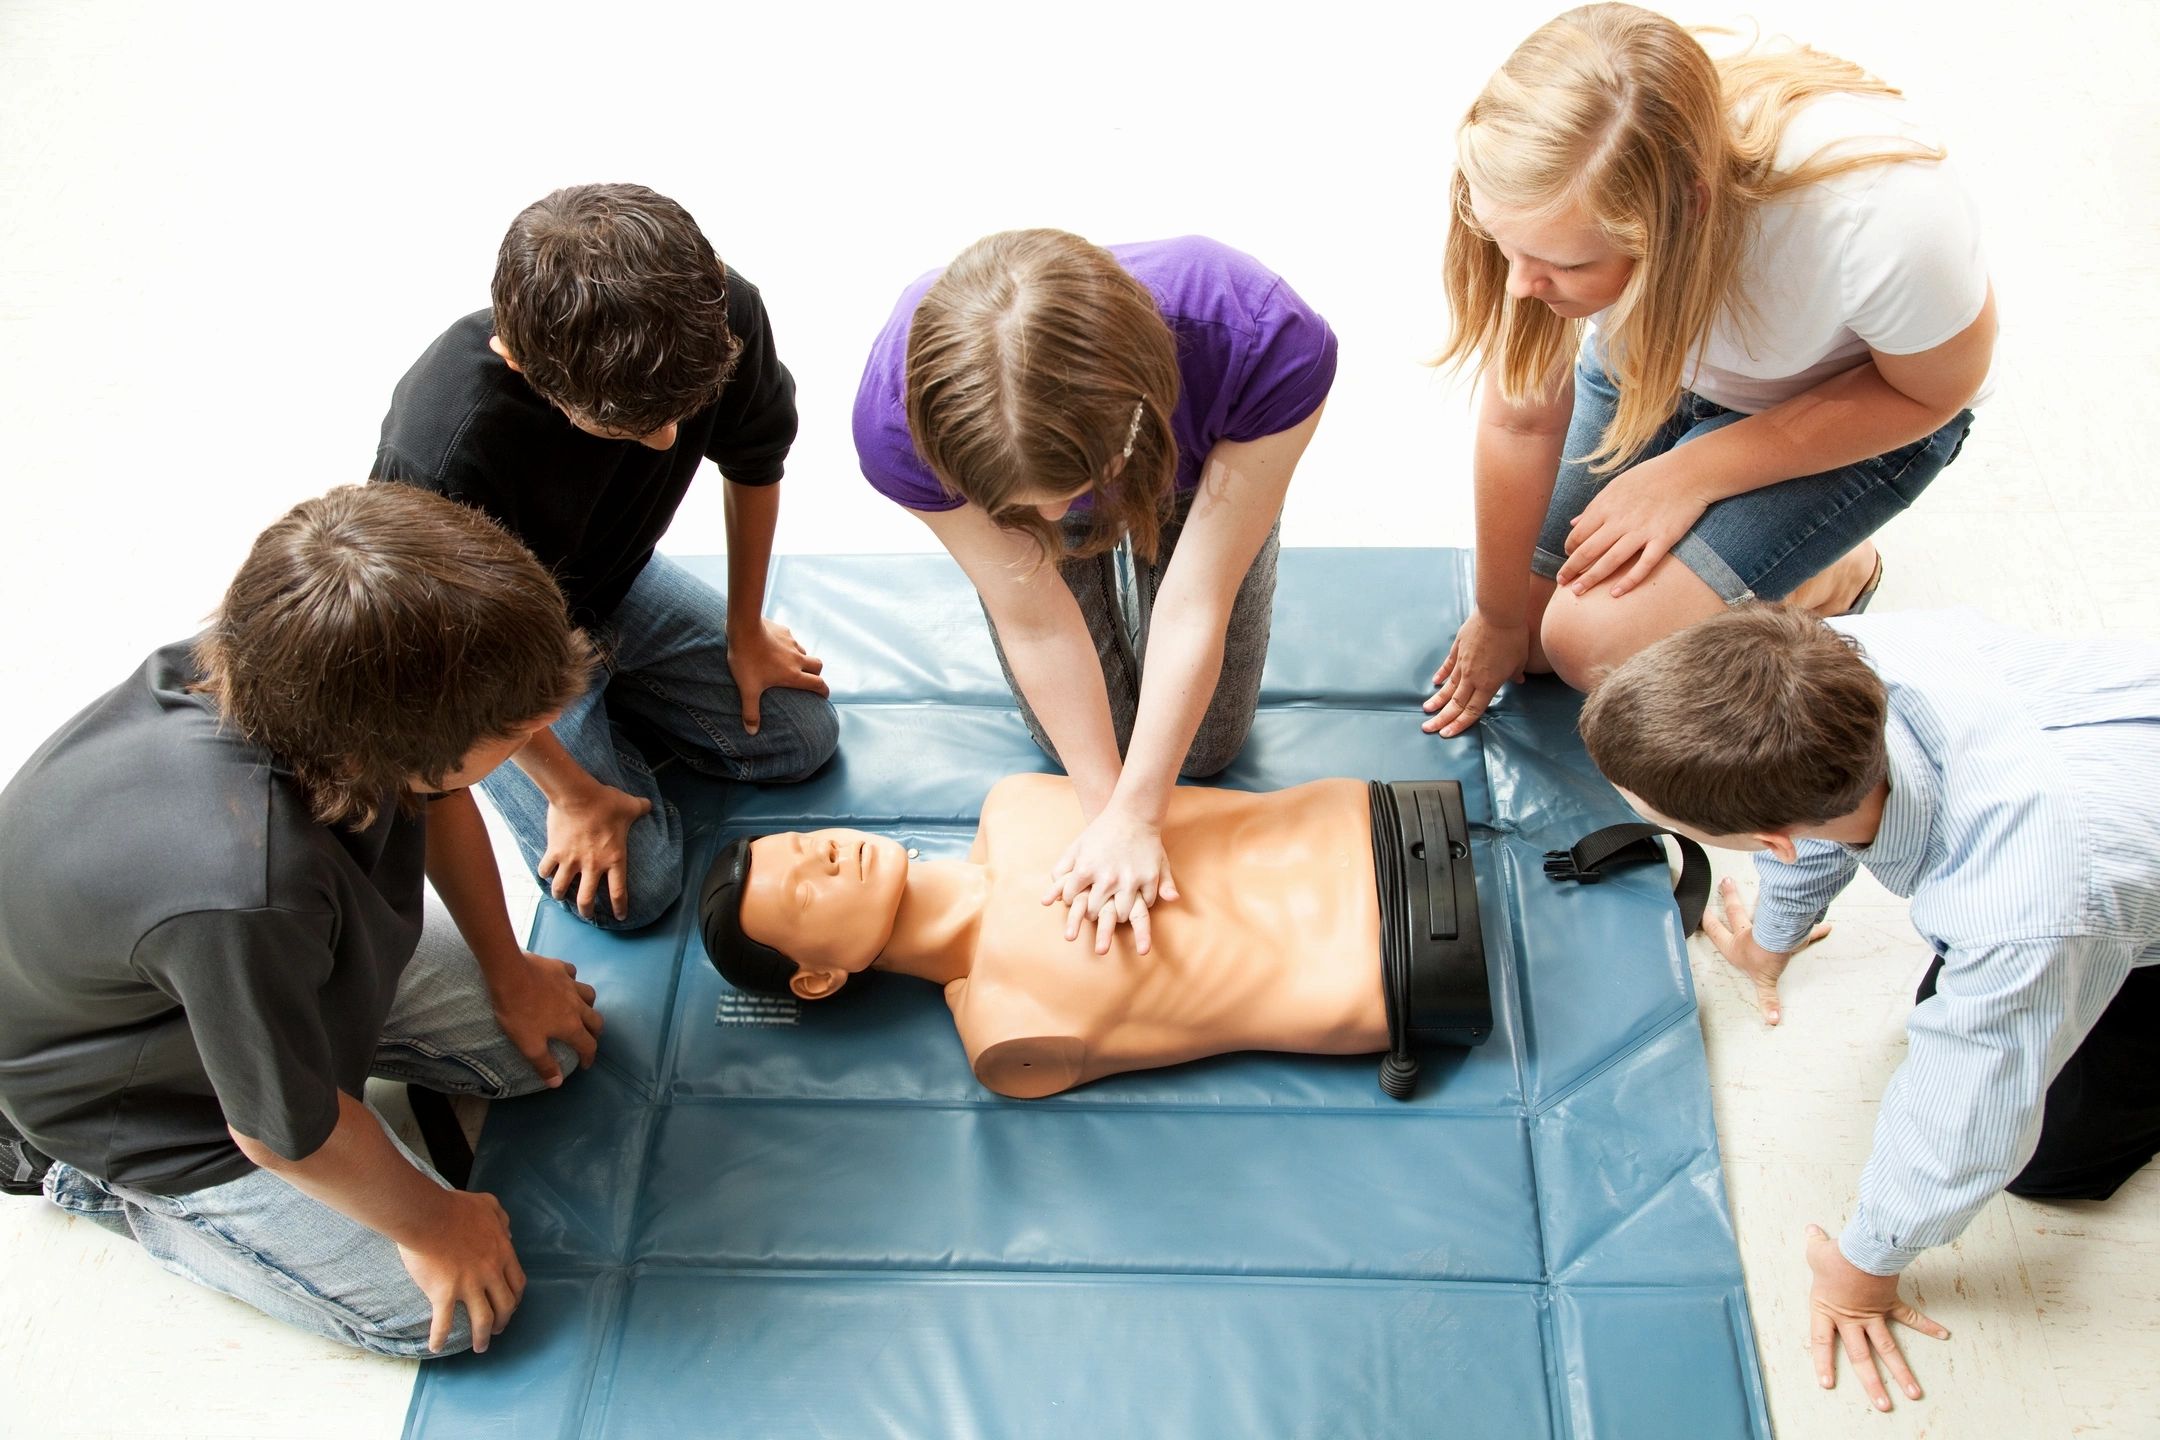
1043, 805, 1181, 957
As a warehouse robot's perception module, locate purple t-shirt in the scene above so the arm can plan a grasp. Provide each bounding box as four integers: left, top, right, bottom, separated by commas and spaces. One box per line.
853, 235, 1337, 512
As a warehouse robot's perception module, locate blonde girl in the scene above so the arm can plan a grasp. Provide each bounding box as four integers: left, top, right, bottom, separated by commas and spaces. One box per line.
1424, 2, 1995, 735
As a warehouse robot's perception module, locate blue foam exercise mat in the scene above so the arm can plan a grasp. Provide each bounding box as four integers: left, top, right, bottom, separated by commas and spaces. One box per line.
402, 549, 1770, 1440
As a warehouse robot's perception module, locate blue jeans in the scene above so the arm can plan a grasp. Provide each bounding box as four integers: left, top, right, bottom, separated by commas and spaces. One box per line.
481, 553, 839, 930
41, 901, 580, 1359
1533, 348, 1974, 603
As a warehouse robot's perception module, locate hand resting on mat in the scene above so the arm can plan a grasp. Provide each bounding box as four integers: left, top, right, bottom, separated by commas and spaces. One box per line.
1426, 609, 1531, 737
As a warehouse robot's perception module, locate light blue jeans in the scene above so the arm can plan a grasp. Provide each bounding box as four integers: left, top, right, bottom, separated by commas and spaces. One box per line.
1533, 346, 1974, 603
481, 553, 840, 930
42, 903, 579, 1359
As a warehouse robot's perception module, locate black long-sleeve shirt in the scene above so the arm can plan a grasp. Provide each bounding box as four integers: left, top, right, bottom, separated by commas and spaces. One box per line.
372, 269, 796, 626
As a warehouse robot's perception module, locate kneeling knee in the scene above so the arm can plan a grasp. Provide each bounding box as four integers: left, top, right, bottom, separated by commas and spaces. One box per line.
1179, 727, 1253, 780
2006, 1171, 2130, 1204
572, 813, 683, 931
590, 872, 683, 932
354, 1311, 471, 1359
754, 690, 840, 781
1540, 602, 1623, 693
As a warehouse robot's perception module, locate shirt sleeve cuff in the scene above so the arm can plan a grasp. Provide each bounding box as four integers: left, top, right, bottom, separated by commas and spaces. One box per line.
716, 461, 784, 488
1840, 1215, 1924, 1276
1750, 897, 1827, 956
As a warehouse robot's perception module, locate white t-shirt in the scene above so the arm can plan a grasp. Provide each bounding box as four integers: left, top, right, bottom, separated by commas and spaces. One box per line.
1592, 91, 1992, 414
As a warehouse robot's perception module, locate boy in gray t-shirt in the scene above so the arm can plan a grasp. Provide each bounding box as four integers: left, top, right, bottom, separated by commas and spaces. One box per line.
0, 484, 601, 1357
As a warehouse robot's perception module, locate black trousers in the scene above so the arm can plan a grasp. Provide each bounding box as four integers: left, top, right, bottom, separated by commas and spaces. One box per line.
1916, 957, 2160, 1200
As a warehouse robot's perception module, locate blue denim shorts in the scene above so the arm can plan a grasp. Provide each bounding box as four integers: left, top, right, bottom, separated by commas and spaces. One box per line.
1532, 347, 1973, 603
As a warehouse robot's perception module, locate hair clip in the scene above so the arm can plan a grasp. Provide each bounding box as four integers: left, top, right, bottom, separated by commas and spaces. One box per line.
1121, 399, 1145, 460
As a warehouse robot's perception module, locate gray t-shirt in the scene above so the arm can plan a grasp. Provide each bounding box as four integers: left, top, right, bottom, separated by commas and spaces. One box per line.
0, 643, 426, 1194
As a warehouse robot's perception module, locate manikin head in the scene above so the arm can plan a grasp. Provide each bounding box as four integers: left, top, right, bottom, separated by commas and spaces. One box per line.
1577, 604, 1889, 862
701, 830, 912, 1000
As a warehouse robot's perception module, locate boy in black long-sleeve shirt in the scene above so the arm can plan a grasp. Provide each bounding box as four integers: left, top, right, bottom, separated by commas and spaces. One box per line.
375, 184, 837, 931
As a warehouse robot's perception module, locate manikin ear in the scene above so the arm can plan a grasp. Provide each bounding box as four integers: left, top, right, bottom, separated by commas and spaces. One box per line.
487, 334, 523, 372
1756, 832, 1802, 865
789, 968, 849, 1002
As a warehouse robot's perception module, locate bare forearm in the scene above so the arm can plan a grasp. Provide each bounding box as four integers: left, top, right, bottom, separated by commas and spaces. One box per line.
724, 481, 781, 639
232, 1091, 448, 1246
510, 727, 598, 806
1472, 421, 1567, 623
1689, 363, 1965, 504
1113, 608, 1226, 823
423, 790, 522, 975
998, 610, 1126, 816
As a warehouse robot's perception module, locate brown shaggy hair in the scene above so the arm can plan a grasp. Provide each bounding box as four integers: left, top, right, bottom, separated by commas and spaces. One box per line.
904, 229, 1182, 562
196, 485, 594, 829
1578, 604, 1888, 835
492, 183, 743, 437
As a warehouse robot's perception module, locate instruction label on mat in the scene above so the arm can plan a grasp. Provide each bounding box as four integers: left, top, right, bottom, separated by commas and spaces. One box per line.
716, 994, 799, 1026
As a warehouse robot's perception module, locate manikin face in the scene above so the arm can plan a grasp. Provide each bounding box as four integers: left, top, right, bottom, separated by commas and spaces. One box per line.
1466, 185, 1636, 319
741, 829, 913, 988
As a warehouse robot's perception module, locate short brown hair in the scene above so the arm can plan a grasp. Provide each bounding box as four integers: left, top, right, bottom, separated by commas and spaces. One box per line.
492, 183, 743, 437
905, 229, 1182, 562
1578, 604, 1888, 834
197, 485, 595, 829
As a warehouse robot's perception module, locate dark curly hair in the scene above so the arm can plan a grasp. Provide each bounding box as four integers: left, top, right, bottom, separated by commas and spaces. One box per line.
492, 183, 744, 437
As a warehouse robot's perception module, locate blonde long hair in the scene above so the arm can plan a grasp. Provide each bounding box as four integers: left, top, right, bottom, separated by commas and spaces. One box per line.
906, 230, 1183, 562
1436, 3, 1942, 470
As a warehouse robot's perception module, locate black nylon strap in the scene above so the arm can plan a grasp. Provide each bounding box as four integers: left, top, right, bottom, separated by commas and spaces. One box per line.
1543, 823, 1712, 936
407, 1086, 473, 1191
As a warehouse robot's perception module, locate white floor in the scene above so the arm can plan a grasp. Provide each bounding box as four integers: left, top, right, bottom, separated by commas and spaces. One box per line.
2, 1, 2155, 1435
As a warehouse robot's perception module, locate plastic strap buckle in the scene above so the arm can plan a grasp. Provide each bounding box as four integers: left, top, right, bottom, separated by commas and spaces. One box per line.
1544, 822, 1712, 936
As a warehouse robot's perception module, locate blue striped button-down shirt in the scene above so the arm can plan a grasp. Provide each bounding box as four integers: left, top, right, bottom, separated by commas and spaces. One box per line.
1749, 611, 2160, 1275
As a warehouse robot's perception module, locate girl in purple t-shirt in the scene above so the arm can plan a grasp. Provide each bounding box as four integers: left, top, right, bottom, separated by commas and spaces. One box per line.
852, 230, 1336, 953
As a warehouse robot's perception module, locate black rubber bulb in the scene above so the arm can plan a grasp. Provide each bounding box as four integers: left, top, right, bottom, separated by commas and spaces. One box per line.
1379, 1051, 1419, 1101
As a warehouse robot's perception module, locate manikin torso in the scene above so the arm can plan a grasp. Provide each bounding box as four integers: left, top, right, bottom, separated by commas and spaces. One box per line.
947, 774, 1385, 1098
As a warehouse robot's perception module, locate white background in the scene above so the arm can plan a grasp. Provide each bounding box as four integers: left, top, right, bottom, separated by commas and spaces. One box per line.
2, 2, 2156, 1436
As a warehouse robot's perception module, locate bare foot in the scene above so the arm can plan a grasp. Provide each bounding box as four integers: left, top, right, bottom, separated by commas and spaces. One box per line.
1791, 542, 1879, 617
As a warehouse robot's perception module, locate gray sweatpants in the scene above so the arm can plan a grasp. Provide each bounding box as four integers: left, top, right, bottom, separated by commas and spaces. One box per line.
985, 494, 1280, 778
